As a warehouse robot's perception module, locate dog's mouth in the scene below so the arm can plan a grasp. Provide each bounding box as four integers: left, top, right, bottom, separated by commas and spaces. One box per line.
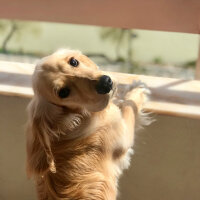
50, 74, 116, 112
82, 75, 115, 112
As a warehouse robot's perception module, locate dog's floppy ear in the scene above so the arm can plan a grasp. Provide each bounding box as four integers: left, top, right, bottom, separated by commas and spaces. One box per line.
26, 98, 56, 177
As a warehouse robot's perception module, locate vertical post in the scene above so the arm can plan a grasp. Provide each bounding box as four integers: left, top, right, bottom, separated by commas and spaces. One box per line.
195, 35, 200, 80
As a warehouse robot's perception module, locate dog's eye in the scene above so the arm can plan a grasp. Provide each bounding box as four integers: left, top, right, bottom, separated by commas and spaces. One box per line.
58, 87, 70, 98
69, 57, 79, 67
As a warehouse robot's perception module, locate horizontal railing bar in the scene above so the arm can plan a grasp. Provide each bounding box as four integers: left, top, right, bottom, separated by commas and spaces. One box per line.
0, 61, 200, 119
0, 0, 200, 34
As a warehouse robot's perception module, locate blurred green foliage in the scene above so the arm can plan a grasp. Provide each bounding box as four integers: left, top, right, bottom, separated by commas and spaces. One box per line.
100, 27, 137, 64
182, 60, 196, 68
153, 56, 164, 65
0, 19, 41, 53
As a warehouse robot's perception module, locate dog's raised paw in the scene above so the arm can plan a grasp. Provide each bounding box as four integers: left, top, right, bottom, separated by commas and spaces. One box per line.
129, 80, 151, 95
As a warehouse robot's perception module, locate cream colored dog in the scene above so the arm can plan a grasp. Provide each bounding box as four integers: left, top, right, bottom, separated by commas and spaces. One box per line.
26, 49, 149, 200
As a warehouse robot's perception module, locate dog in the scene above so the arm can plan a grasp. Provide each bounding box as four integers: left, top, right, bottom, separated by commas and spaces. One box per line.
26, 49, 149, 200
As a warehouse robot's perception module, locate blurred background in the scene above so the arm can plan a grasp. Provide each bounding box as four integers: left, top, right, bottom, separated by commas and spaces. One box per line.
0, 18, 199, 79
1, 16, 200, 200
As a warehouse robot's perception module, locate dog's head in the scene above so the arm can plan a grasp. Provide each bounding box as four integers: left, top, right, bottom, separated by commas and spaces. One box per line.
32, 49, 115, 112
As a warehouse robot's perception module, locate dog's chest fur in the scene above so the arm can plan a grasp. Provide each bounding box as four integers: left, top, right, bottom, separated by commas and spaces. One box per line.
45, 103, 134, 199
97, 103, 134, 176
59, 103, 133, 175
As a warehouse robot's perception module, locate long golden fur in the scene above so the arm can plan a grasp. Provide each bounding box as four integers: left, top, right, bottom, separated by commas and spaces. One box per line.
26, 49, 149, 200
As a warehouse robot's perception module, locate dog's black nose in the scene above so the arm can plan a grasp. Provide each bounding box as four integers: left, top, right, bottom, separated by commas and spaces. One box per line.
96, 75, 113, 94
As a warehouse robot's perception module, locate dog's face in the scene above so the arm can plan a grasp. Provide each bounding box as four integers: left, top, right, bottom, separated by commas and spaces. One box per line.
32, 49, 114, 112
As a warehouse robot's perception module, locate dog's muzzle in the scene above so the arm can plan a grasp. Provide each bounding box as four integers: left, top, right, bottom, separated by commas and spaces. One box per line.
96, 75, 113, 94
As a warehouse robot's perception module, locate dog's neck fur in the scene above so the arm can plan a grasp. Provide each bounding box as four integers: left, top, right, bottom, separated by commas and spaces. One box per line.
43, 98, 107, 139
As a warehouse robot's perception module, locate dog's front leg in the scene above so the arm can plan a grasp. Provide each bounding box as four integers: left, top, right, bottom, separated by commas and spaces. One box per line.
120, 82, 148, 145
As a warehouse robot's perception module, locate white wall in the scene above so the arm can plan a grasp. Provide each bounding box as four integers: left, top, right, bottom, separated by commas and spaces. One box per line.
0, 94, 200, 200
0, 95, 36, 200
